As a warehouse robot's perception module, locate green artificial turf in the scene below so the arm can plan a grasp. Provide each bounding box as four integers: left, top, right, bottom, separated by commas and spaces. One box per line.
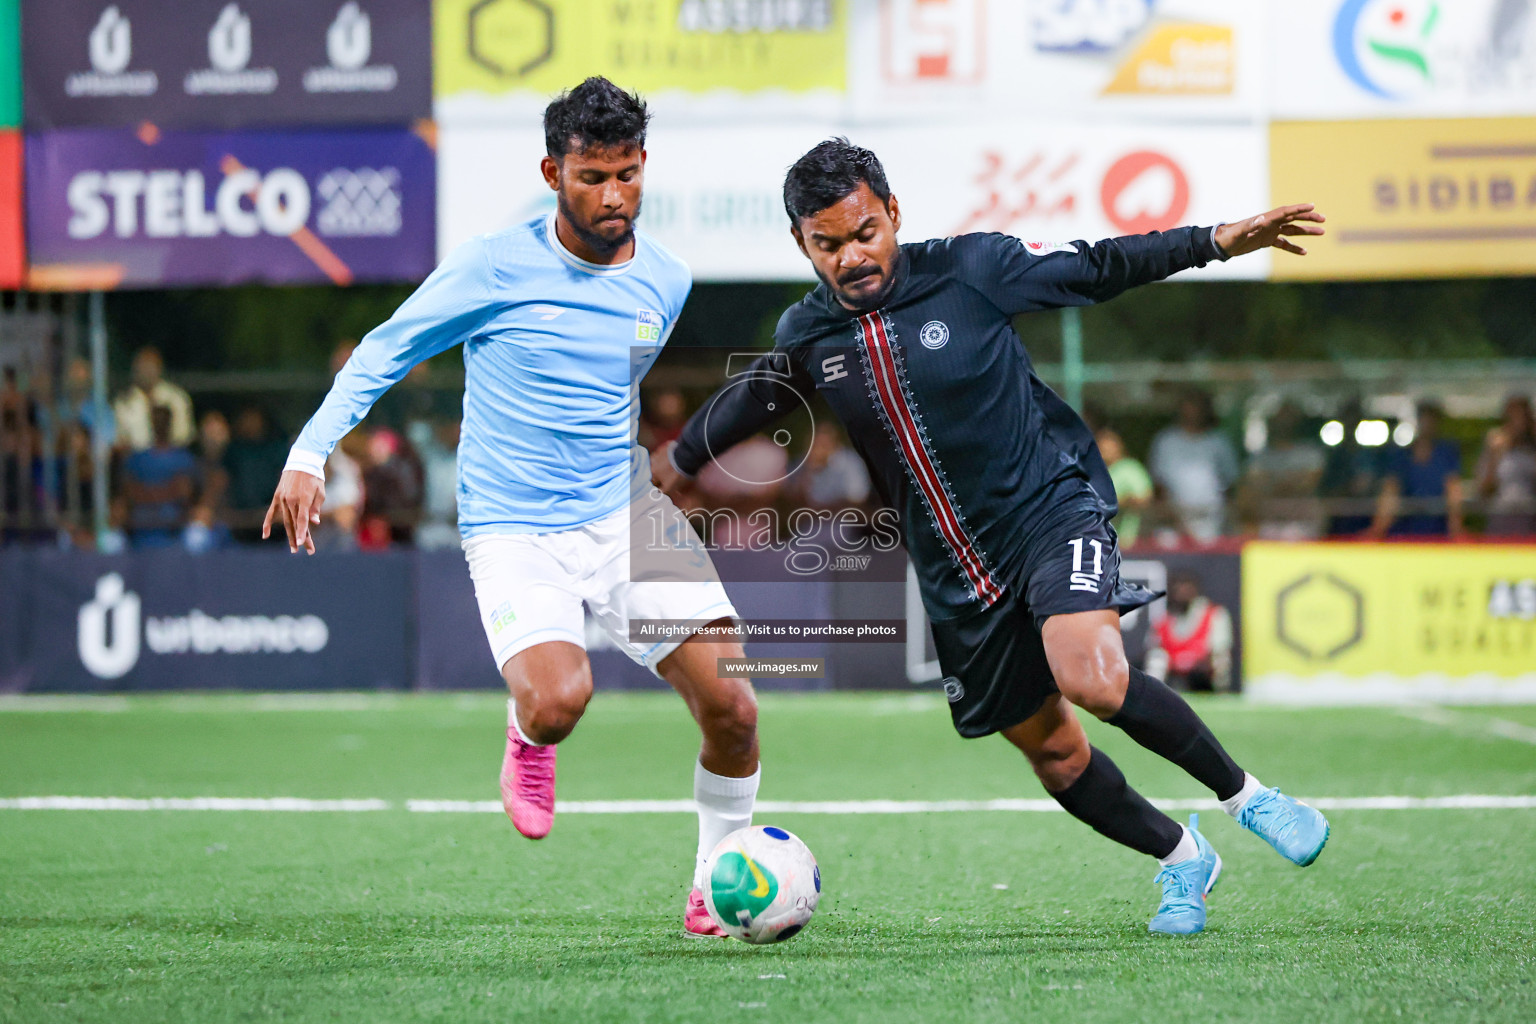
2, 693, 1534, 1023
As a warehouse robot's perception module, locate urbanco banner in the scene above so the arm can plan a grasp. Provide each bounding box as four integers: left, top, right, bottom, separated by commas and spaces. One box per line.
22, 0, 431, 129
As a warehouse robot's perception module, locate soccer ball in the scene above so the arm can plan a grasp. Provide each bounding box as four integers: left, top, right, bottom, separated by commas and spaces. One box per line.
702, 825, 820, 944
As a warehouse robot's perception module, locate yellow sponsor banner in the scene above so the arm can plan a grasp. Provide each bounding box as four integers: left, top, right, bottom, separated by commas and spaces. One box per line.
434, 0, 846, 99
1270, 118, 1536, 281
1242, 542, 1536, 702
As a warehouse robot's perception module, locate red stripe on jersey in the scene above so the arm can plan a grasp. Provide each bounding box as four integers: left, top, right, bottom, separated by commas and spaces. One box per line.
858, 312, 1003, 605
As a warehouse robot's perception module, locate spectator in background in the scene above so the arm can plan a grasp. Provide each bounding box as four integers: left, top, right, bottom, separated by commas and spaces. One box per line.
640, 388, 689, 451
1144, 570, 1234, 693
359, 427, 423, 548
1319, 399, 1382, 536
1096, 426, 1152, 548
1236, 402, 1326, 539
788, 422, 870, 511
1477, 395, 1536, 537
223, 406, 290, 541
189, 410, 232, 550
1368, 401, 1464, 538
59, 358, 115, 446
312, 429, 367, 552
1149, 390, 1239, 543
408, 418, 461, 549
1, 367, 31, 535
121, 406, 197, 548
114, 347, 194, 451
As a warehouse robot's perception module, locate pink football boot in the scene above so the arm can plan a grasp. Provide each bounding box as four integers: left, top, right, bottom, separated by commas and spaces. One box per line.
684, 888, 727, 937
500, 725, 556, 839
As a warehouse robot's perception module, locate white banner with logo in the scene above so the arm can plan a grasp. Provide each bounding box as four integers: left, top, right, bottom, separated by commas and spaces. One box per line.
1269, 0, 1536, 120
847, 0, 1265, 124
440, 121, 1267, 281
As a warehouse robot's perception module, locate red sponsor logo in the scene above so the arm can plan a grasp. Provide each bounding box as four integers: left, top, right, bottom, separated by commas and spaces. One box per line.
1100, 150, 1190, 234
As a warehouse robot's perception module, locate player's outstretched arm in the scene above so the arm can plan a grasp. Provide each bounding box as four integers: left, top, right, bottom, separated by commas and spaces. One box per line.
1214, 204, 1326, 259
262, 469, 327, 555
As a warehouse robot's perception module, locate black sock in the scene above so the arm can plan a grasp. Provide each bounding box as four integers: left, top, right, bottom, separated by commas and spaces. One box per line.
1049, 746, 1183, 859
1108, 666, 1245, 801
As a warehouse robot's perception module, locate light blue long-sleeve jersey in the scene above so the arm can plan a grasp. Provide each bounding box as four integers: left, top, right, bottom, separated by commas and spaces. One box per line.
287, 212, 691, 536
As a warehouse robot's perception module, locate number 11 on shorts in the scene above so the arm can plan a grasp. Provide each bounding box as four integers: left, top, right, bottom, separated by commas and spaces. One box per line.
1068, 537, 1103, 593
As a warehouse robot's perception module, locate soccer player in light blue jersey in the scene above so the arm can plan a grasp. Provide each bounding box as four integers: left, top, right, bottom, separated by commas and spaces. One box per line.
263, 78, 756, 936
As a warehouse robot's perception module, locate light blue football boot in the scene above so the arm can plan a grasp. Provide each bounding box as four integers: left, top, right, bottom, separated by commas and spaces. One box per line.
1237, 787, 1330, 867
1148, 814, 1222, 936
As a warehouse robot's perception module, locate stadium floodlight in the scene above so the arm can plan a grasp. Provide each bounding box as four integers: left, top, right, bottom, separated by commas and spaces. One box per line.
1355, 420, 1390, 447
1393, 421, 1416, 446
1320, 420, 1345, 446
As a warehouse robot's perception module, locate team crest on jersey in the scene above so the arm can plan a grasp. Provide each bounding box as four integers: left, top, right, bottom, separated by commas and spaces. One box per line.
919, 321, 950, 350
635, 309, 664, 343
1024, 240, 1078, 257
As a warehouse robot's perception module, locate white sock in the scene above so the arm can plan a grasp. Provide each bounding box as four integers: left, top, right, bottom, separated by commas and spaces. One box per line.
693, 761, 760, 890
1220, 772, 1265, 818
507, 698, 548, 748
1158, 825, 1199, 867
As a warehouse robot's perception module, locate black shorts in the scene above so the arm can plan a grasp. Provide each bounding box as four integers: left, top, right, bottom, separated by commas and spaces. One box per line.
928, 507, 1158, 739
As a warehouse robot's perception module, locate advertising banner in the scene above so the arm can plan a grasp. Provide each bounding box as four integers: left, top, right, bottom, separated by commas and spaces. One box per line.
0, 130, 20, 289
847, 0, 1264, 123
434, 0, 846, 122
1242, 542, 1536, 704
0, 549, 413, 693
1270, 117, 1536, 281
440, 120, 1267, 281
0, 0, 18, 127
21, 0, 431, 130
25, 125, 436, 289
1269, 0, 1536, 121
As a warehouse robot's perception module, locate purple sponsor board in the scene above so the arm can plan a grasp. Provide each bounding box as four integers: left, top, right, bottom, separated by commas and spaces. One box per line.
26, 125, 435, 288
21, 0, 431, 130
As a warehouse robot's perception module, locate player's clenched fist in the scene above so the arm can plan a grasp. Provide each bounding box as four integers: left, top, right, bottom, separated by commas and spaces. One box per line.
262, 469, 326, 555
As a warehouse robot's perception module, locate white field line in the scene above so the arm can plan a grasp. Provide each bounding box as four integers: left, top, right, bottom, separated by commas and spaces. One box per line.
3, 795, 1535, 814
1396, 705, 1536, 746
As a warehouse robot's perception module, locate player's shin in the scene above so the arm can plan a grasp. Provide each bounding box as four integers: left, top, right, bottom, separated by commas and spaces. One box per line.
1048, 746, 1185, 860
693, 761, 760, 889
1106, 667, 1245, 802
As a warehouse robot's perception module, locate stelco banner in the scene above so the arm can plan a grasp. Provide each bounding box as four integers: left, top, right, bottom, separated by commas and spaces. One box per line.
439, 120, 1267, 281
1270, 117, 1536, 280
21, 0, 431, 129
25, 125, 436, 289
1242, 542, 1536, 703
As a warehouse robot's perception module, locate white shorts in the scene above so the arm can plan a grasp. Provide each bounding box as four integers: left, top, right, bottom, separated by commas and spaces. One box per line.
463, 492, 739, 677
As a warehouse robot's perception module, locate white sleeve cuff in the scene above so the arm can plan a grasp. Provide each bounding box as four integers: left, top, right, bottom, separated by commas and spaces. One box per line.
284, 447, 328, 481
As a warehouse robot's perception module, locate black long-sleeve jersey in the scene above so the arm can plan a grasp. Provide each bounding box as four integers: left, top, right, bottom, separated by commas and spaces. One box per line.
673, 227, 1228, 617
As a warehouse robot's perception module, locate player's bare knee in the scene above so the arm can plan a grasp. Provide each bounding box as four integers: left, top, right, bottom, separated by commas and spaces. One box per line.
1057, 655, 1129, 719
521, 670, 592, 743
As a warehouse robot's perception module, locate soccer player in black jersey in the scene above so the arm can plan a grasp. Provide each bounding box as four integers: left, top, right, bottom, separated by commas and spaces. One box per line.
653, 139, 1331, 935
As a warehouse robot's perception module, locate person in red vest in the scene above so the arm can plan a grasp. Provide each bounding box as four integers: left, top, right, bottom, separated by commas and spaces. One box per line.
1146, 570, 1233, 693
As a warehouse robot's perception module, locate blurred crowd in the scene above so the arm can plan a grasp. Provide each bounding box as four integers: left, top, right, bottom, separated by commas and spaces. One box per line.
3, 349, 1534, 551
1093, 390, 1536, 547
0, 343, 463, 552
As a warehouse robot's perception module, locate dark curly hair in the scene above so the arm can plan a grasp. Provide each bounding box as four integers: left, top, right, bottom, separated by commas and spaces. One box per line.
543, 77, 651, 159
783, 138, 892, 224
